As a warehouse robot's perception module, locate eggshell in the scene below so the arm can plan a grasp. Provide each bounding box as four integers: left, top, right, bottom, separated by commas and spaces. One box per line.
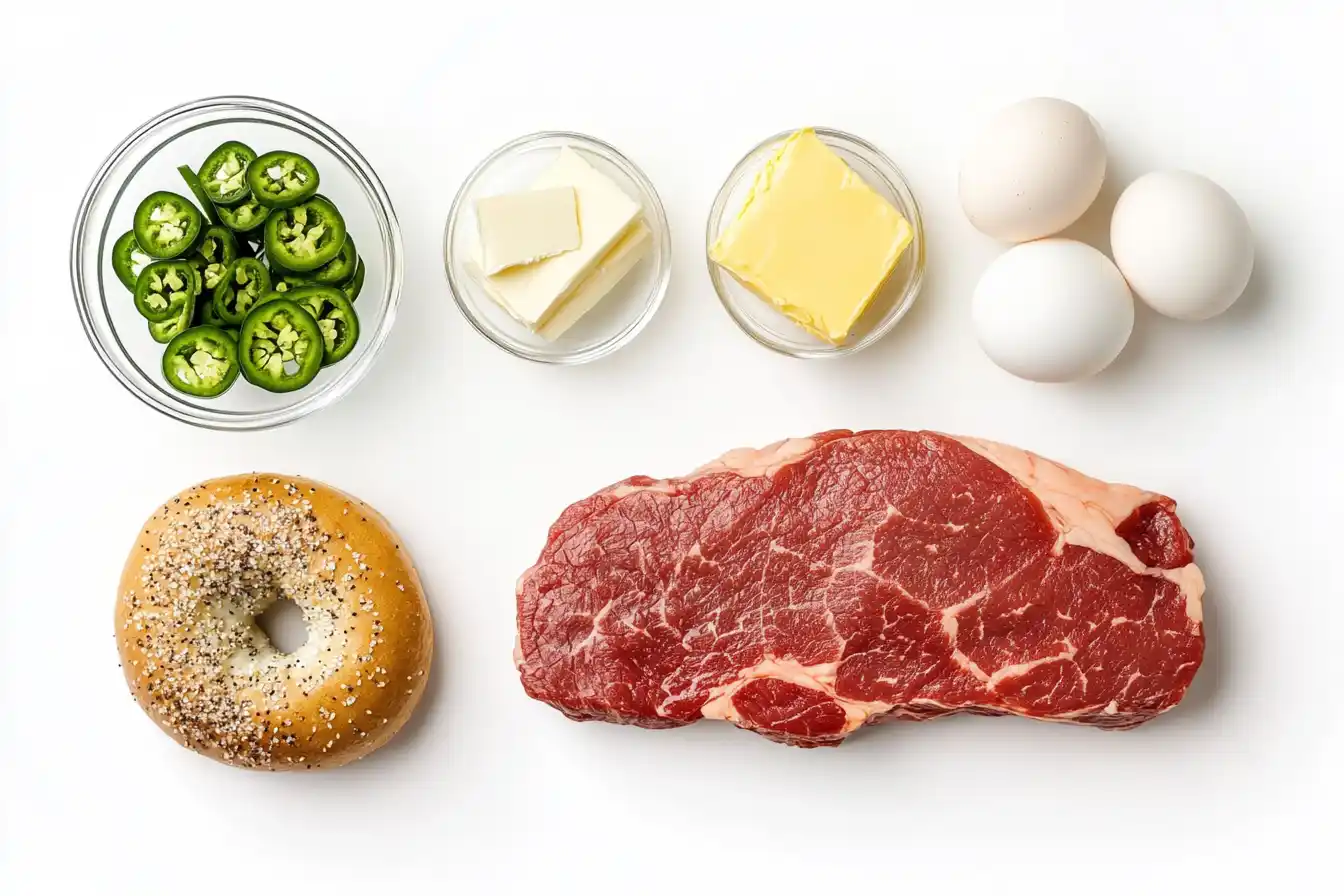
1110, 170, 1254, 321
972, 238, 1135, 383
959, 97, 1107, 243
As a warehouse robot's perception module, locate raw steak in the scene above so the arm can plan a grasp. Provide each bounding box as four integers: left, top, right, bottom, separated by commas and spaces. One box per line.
515, 431, 1205, 747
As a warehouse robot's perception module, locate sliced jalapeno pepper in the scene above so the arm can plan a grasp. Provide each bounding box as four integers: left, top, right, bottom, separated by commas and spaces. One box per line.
311, 235, 358, 285
133, 191, 203, 259
270, 273, 312, 293
111, 230, 153, 292
190, 225, 240, 293
149, 292, 197, 344
238, 298, 324, 393
216, 195, 267, 233
195, 225, 239, 265
213, 258, 272, 325
343, 258, 366, 302
246, 150, 320, 209
176, 165, 218, 225
134, 260, 199, 322
198, 141, 256, 206
288, 285, 361, 366
263, 196, 346, 272
196, 292, 228, 327
266, 253, 313, 286
162, 326, 240, 398
194, 302, 239, 335
264, 251, 299, 274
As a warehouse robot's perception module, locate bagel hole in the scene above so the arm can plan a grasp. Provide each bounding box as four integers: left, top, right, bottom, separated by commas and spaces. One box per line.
257, 598, 309, 654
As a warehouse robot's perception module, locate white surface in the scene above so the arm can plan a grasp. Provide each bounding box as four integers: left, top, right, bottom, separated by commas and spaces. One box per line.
1, 2, 1340, 892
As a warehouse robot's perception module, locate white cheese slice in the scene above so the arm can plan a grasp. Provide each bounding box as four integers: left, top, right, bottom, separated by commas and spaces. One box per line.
537, 220, 652, 341
477, 147, 642, 328
476, 186, 580, 275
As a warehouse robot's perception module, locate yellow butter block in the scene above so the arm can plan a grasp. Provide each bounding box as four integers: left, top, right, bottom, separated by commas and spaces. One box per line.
710, 129, 913, 344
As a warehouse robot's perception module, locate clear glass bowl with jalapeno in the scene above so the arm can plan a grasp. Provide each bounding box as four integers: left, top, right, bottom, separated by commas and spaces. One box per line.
70, 96, 402, 430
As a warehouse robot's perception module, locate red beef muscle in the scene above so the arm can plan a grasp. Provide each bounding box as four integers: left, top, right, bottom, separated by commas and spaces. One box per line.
515, 431, 1205, 747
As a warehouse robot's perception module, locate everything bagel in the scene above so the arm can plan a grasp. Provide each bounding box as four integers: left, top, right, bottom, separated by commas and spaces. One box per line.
115, 474, 433, 770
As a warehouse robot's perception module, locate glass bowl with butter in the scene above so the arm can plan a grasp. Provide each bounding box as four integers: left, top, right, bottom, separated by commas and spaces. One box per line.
444, 132, 671, 364
706, 128, 925, 359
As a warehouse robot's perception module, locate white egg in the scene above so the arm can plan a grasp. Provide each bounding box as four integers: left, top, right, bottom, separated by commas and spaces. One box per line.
1110, 170, 1254, 321
973, 239, 1135, 383
959, 97, 1108, 243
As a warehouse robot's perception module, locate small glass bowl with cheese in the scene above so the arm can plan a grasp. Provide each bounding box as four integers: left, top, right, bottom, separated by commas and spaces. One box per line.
444, 132, 672, 364
706, 128, 926, 359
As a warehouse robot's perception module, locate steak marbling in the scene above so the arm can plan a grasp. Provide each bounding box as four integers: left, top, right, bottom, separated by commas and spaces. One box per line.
515, 431, 1205, 747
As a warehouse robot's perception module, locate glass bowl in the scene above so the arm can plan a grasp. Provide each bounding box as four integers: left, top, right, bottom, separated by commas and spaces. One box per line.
705, 127, 926, 359
70, 95, 403, 430
443, 131, 671, 364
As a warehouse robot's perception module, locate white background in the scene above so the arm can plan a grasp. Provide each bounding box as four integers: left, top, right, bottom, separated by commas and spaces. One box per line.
2, 2, 1340, 892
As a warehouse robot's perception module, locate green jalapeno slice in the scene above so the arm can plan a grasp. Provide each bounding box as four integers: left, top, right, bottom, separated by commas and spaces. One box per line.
133, 191, 203, 259
176, 165, 218, 225
198, 141, 256, 206
161, 326, 240, 398
343, 259, 366, 302
111, 230, 153, 292
263, 196, 346, 272
238, 298, 324, 393
213, 258, 272, 326
270, 274, 312, 293
134, 260, 199, 322
196, 292, 228, 327
190, 225, 240, 293
246, 150, 320, 209
311, 235, 358, 285
288, 285, 361, 366
216, 195, 267, 233
148, 292, 197, 344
